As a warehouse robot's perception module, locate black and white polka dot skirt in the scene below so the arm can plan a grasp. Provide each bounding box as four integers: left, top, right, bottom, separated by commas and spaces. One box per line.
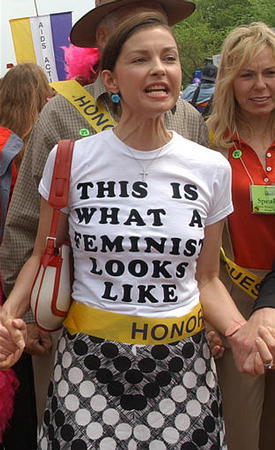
38, 329, 226, 449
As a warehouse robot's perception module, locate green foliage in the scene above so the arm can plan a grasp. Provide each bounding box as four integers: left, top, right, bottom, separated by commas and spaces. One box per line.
174, 0, 275, 88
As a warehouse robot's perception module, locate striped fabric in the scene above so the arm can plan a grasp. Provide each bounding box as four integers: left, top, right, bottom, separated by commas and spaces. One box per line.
9, 12, 72, 82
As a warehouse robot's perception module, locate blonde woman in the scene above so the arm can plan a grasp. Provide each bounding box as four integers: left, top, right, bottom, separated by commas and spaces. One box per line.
207, 22, 275, 450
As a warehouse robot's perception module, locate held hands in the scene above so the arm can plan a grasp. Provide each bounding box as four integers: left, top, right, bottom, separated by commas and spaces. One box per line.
25, 323, 52, 356
0, 307, 27, 369
226, 321, 265, 376
205, 322, 225, 359
206, 308, 275, 376
255, 326, 275, 369
0, 316, 52, 368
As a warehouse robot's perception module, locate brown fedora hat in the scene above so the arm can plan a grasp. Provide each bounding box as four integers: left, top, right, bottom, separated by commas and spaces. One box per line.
70, 0, 195, 47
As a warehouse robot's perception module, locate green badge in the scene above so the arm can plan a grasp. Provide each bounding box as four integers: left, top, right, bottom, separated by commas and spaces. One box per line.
232, 149, 242, 159
250, 185, 275, 214
79, 128, 90, 137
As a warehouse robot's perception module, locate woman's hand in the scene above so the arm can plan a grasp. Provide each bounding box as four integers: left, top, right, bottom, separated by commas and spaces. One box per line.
255, 326, 275, 369
205, 308, 275, 375
228, 308, 275, 375
0, 308, 27, 369
205, 323, 225, 359
25, 323, 52, 356
227, 322, 265, 376
205, 321, 266, 376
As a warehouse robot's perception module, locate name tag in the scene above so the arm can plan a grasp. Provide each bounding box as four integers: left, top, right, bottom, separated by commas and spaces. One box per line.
250, 185, 275, 214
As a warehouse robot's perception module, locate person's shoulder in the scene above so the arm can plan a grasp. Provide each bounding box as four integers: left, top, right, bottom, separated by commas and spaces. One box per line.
73, 129, 112, 150
172, 97, 205, 127
181, 83, 197, 100
173, 131, 229, 166
175, 97, 201, 118
85, 82, 98, 95
40, 81, 97, 116
45, 89, 70, 110
35, 90, 73, 125
70, 130, 113, 165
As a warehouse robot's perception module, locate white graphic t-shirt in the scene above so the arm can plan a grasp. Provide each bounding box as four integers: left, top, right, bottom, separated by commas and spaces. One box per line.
39, 130, 233, 318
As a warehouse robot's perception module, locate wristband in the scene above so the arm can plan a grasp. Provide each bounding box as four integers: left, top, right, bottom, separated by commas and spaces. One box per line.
224, 320, 246, 337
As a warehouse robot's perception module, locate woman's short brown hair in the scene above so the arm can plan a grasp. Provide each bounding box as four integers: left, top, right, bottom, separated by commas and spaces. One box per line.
101, 11, 175, 72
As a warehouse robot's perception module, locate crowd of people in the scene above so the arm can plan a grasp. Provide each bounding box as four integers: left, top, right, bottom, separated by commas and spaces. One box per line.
0, 0, 274, 449
182, 63, 217, 117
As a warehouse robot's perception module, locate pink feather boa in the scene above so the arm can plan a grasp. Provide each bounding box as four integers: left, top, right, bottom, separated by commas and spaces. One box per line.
0, 369, 19, 441
62, 44, 100, 85
0, 283, 19, 442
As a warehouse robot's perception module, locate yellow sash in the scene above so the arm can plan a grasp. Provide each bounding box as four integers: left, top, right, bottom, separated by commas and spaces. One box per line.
220, 248, 262, 300
50, 80, 117, 133
64, 301, 204, 345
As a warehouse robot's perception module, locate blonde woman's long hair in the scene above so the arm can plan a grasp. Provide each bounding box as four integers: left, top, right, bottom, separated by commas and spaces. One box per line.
207, 22, 275, 149
0, 63, 54, 168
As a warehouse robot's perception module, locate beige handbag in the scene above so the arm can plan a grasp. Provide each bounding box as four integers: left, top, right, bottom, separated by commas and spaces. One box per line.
30, 140, 74, 332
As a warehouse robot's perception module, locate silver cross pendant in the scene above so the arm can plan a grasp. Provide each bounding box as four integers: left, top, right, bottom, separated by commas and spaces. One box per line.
140, 169, 148, 182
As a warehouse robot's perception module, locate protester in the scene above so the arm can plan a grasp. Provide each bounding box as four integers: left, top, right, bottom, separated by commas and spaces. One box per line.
0, 12, 270, 449
0, 130, 22, 247
0, 0, 208, 431
182, 64, 217, 116
207, 22, 275, 450
0, 126, 22, 447
0, 62, 54, 449
0, 63, 54, 170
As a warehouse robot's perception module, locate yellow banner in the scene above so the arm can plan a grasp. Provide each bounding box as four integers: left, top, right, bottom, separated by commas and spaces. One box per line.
220, 248, 262, 300
10, 17, 36, 64
50, 80, 117, 133
64, 301, 204, 345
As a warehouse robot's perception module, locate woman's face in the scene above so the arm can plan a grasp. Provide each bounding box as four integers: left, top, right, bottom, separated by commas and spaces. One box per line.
233, 46, 275, 119
111, 26, 182, 118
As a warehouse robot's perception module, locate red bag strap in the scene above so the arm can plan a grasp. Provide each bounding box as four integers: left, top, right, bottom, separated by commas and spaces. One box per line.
47, 140, 74, 240
49, 140, 74, 209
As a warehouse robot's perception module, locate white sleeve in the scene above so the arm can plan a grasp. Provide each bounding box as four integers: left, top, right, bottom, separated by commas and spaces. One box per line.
206, 155, 233, 226
38, 144, 57, 202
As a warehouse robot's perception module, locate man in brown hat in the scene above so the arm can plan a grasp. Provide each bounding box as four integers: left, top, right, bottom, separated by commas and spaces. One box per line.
70, 0, 195, 48
0, 0, 208, 434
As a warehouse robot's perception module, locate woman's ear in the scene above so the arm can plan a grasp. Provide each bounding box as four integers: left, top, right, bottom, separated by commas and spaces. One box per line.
101, 70, 119, 93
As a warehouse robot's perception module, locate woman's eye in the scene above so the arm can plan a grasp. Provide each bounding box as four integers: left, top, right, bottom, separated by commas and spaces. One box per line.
240, 73, 253, 78
132, 57, 146, 63
165, 55, 177, 62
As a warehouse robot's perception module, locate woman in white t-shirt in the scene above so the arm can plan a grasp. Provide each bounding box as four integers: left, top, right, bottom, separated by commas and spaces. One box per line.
0, 12, 270, 449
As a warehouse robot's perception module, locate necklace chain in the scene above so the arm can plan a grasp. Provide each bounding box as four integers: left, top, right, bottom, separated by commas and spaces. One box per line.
239, 157, 254, 185
124, 144, 164, 182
